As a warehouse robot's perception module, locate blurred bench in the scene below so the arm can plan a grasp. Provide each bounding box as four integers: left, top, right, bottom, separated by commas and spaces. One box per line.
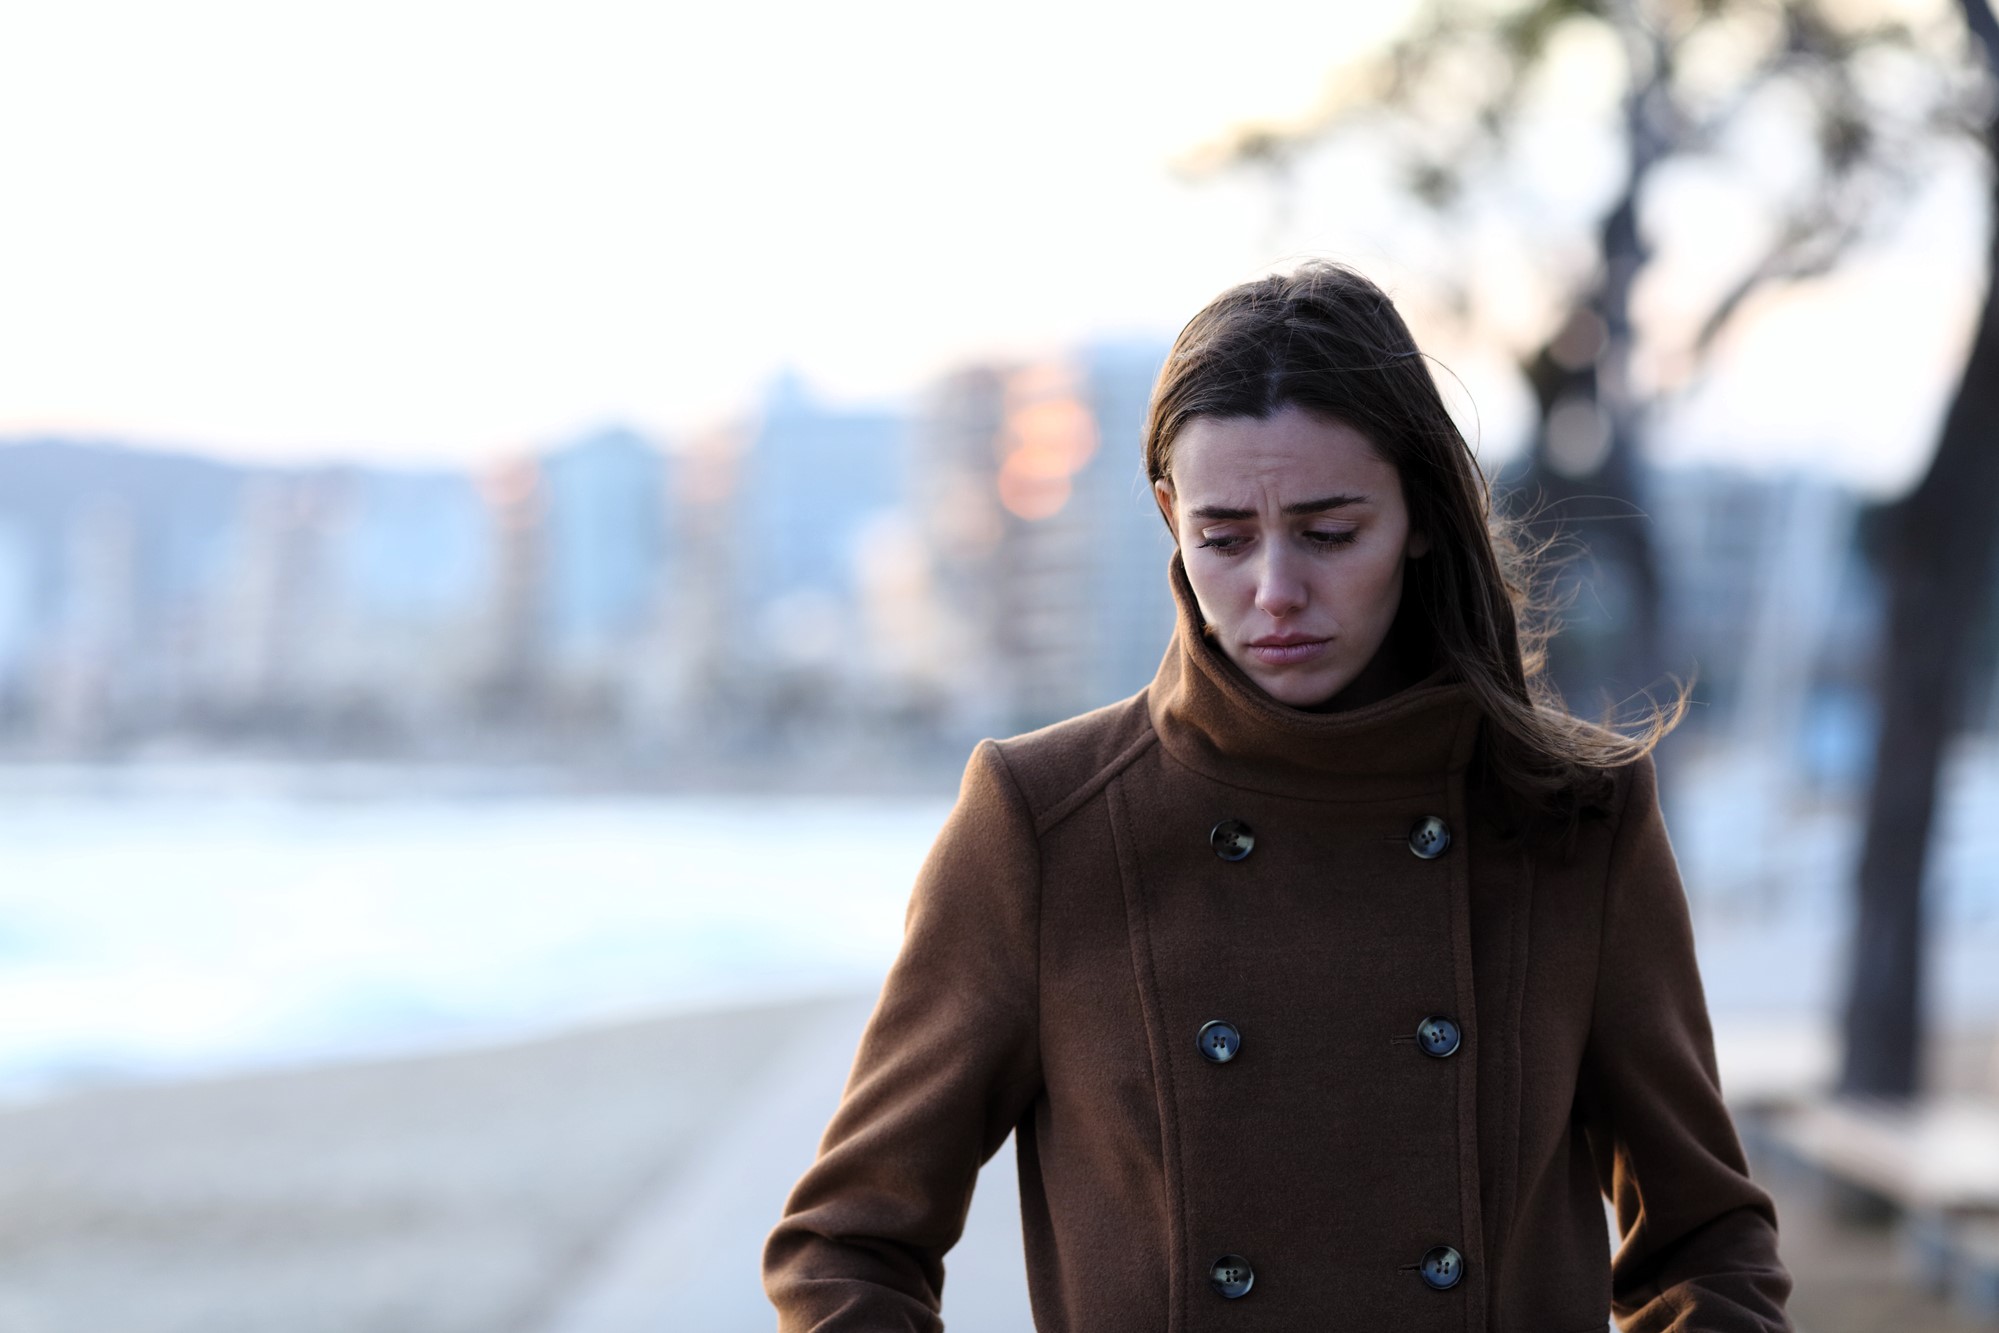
1754, 1095, 1999, 1323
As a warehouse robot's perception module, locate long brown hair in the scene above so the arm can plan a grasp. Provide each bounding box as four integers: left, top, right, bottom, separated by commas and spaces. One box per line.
1143, 261, 1684, 837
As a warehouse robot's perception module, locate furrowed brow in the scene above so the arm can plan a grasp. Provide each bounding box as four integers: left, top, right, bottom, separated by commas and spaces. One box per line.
1189, 494, 1370, 520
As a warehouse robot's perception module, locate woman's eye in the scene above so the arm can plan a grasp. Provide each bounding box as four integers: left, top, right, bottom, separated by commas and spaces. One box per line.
1196, 529, 1353, 554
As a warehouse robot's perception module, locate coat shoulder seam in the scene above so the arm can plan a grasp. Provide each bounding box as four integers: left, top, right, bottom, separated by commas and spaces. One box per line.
977, 737, 1045, 1084
1027, 724, 1160, 838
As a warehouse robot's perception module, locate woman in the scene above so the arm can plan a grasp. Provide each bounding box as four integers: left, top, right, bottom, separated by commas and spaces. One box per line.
764, 263, 1792, 1331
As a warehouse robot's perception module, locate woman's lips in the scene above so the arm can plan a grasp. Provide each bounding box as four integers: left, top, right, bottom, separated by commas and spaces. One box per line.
1246, 638, 1329, 666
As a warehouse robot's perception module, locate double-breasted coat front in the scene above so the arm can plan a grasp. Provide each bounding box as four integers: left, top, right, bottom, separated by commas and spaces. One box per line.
764, 552, 1792, 1332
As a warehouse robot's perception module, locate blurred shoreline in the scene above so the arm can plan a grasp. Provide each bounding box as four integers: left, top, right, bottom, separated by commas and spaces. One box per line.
0, 745, 971, 802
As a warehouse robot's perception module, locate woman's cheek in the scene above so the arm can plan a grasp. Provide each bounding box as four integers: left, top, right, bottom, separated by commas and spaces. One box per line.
1371, 551, 1410, 625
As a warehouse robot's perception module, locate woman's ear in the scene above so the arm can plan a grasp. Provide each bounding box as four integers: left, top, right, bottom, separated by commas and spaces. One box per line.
1407, 528, 1432, 559
1152, 479, 1179, 544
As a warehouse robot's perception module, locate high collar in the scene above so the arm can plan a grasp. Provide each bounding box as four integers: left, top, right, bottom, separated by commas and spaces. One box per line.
1145, 549, 1483, 801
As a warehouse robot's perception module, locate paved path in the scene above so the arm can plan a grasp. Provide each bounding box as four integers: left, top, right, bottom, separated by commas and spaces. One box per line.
536, 994, 1034, 1333
0, 999, 828, 1333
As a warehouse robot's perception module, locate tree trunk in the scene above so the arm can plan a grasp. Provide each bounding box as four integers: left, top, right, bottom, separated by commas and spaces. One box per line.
1838, 74, 1999, 1097
1509, 56, 1668, 719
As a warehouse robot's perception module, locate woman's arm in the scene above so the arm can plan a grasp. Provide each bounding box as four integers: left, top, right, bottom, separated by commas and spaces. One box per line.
1578, 752, 1795, 1332
763, 739, 1043, 1332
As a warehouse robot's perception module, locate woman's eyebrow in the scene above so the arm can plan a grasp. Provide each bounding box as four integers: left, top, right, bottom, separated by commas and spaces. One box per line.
1190, 493, 1371, 520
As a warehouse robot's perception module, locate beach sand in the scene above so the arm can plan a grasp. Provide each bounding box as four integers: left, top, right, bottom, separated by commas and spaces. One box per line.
0, 993, 1030, 1333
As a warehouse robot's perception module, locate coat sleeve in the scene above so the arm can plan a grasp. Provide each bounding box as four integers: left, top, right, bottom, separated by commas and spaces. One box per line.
1578, 752, 1795, 1332
762, 738, 1044, 1332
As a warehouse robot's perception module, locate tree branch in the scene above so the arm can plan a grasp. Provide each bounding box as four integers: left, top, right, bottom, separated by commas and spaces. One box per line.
1690, 220, 1851, 360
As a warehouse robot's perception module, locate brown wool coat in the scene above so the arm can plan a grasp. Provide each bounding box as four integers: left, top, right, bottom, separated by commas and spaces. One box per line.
764, 553, 1793, 1332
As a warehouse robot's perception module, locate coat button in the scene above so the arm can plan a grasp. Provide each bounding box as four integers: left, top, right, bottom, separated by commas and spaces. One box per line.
1209, 1253, 1254, 1299
1197, 1020, 1241, 1063
1209, 819, 1254, 861
1416, 1015, 1461, 1058
1407, 815, 1451, 859
1418, 1244, 1464, 1290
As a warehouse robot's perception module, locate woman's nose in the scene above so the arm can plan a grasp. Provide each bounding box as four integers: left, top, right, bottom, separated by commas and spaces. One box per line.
1253, 548, 1307, 618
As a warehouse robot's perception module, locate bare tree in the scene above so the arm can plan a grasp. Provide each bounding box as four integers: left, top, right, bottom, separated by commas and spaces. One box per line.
1189, 0, 1982, 716
1840, 0, 1999, 1099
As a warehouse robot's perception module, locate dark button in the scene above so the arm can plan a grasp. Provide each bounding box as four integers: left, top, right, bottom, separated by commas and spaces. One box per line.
1407, 815, 1451, 859
1419, 1244, 1464, 1290
1210, 819, 1254, 862
1416, 1015, 1462, 1058
1209, 1253, 1254, 1299
1197, 1019, 1241, 1064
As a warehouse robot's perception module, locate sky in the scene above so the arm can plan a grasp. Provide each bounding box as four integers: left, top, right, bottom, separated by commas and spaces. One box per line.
0, 0, 1985, 494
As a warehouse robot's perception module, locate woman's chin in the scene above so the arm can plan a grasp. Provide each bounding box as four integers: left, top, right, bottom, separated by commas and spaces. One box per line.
1246, 664, 1351, 709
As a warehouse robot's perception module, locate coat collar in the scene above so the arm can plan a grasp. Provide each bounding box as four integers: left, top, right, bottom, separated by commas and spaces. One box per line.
1145, 549, 1484, 801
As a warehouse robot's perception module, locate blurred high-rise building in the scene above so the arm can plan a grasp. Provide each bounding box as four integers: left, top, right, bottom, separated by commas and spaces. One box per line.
477, 457, 547, 726
908, 342, 1175, 738
313, 465, 497, 740
726, 373, 910, 713
993, 341, 1175, 732
1076, 339, 1179, 702
0, 441, 249, 748
907, 364, 1010, 740
0, 520, 30, 720
536, 425, 694, 753
205, 472, 345, 728
539, 426, 675, 665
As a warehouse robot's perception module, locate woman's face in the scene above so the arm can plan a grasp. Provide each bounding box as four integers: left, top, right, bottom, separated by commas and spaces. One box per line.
1153, 405, 1429, 710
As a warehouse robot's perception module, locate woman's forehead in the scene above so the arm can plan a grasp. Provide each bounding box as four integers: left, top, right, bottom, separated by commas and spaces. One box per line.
1170, 407, 1399, 501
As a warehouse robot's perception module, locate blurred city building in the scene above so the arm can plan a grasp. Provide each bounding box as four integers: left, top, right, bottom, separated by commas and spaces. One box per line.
0, 361, 1993, 790
990, 343, 1176, 732
724, 372, 909, 724
907, 342, 1176, 739
1651, 467, 1881, 795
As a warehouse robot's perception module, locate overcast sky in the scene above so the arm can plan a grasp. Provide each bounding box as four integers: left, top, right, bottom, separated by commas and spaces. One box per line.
0, 0, 1982, 495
